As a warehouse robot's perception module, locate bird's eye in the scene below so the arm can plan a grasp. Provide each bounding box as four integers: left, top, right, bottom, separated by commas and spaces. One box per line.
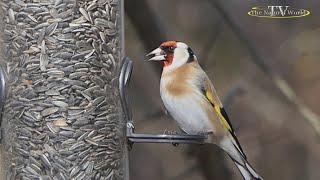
169, 46, 174, 52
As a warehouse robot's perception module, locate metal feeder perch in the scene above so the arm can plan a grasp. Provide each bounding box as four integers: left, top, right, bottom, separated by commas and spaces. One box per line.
0, 66, 6, 140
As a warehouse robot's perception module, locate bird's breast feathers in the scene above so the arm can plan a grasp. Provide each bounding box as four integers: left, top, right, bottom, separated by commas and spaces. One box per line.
160, 63, 215, 134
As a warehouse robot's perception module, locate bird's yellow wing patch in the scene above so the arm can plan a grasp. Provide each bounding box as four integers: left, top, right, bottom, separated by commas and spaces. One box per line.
205, 90, 232, 131
202, 79, 246, 158
205, 90, 214, 105
214, 106, 232, 131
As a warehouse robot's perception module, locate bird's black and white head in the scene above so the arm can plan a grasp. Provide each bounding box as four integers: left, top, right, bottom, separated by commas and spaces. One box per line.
147, 41, 196, 71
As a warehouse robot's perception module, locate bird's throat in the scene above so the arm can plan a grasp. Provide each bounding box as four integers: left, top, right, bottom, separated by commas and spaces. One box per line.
163, 55, 173, 67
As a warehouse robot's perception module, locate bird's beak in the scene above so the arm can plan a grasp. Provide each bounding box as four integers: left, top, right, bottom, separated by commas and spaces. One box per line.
146, 47, 166, 61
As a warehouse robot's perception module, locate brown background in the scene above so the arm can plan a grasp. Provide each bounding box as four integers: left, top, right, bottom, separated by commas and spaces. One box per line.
125, 0, 320, 180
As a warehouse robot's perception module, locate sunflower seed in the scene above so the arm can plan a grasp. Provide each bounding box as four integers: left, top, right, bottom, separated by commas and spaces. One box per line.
41, 107, 59, 116
8, 9, 15, 23
52, 101, 68, 108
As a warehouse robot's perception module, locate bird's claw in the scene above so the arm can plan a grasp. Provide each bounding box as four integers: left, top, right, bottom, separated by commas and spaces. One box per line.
163, 129, 179, 135
198, 131, 213, 136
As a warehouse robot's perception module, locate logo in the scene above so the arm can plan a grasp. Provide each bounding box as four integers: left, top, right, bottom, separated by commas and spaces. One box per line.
248, 6, 311, 18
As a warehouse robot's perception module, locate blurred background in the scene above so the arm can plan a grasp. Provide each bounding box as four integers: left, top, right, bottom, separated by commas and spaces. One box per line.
124, 0, 320, 179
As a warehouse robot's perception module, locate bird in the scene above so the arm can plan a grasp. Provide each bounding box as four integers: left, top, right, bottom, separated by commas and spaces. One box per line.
147, 41, 263, 180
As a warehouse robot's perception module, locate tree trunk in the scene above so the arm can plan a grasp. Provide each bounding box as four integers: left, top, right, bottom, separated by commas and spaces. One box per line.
0, 0, 128, 179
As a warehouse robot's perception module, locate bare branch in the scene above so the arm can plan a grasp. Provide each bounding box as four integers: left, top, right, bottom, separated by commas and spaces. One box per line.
209, 0, 320, 138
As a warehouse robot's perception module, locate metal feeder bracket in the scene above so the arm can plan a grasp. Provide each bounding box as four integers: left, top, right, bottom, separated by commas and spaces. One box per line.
0, 65, 6, 141
119, 57, 208, 148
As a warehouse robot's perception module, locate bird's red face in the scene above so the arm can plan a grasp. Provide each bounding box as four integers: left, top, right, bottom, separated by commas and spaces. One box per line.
159, 41, 177, 67
147, 41, 195, 69
147, 41, 177, 67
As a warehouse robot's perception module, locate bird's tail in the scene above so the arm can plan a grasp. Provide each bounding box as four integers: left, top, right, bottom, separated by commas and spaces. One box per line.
219, 135, 263, 180
233, 159, 262, 180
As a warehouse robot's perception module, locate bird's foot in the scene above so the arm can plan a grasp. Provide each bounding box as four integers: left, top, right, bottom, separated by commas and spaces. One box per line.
198, 131, 213, 137
163, 129, 179, 135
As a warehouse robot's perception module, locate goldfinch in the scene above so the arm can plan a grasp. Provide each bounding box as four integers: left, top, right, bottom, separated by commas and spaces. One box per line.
147, 41, 263, 180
